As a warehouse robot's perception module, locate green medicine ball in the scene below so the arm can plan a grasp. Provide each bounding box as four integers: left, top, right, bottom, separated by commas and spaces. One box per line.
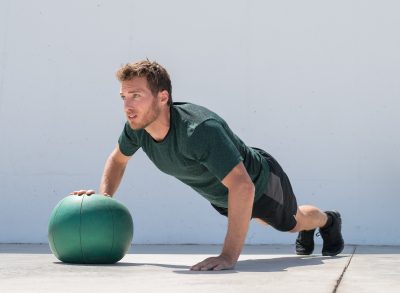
48, 194, 133, 264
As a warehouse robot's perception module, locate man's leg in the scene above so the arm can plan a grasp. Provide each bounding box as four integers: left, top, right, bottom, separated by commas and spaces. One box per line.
291, 206, 344, 256
255, 205, 327, 255
291, 205, 328, 232
251, 147, 344, 256
253, 204, 326, 231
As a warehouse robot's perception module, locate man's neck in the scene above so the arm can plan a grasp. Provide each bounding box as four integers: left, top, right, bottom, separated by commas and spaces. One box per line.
145, 106, 171, 142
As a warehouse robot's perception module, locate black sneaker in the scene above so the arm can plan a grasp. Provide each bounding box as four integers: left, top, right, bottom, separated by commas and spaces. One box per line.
319, 211, 344, 256
295, 229, 315, 255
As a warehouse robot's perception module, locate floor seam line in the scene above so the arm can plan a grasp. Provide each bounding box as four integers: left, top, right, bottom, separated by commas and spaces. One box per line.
332, 245, 357, 293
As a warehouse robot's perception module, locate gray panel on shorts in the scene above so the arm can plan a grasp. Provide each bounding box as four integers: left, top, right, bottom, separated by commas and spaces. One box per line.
264, 173, 284, 205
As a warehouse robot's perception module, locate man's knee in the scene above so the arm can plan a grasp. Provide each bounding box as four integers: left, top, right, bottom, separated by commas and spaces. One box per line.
289, 209, 305, 232
290, 223, 303, 233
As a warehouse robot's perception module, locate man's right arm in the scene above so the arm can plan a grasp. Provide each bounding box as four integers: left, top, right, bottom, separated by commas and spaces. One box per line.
99, 145, 131, 197
71, 145, 131, 197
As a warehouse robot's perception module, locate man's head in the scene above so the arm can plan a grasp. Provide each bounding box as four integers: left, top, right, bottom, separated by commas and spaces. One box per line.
116, 60, 172, 106
116, 60, 172, 130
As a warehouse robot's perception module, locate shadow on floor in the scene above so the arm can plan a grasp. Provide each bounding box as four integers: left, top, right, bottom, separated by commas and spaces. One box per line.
53, 255, 347, 274
175, 255, 347, 274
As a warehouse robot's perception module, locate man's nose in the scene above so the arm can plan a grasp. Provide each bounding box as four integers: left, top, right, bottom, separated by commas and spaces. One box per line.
123, 99, 133, 110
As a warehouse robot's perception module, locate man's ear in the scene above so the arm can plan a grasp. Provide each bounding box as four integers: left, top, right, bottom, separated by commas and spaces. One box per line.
159, 90, 169, 104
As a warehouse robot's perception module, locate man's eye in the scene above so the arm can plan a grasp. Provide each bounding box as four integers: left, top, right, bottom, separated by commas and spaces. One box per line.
133, 94, 140, 99
120, 96, 125, 100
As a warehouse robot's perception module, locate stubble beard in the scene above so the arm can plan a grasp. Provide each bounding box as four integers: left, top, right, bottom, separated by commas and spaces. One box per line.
128, 101, 160, 130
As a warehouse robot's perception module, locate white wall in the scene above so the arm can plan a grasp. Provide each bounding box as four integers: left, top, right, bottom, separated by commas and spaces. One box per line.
0, 0, 399, 245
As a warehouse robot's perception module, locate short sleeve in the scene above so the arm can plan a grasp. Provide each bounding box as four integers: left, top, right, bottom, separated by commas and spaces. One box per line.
118, 122, 141, 156
187, 120, 243, 181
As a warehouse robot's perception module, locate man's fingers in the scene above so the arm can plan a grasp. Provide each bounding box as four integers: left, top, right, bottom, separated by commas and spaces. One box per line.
69, 190, 83, 195
190, 261, 206, 271
213, 263, 230, 271
191, 259, 210, 271
70, 190, 96, 196
192, 261, 208, 270
213, 264, 224, 271
191, 257, 225, 271
191, 255, 236, 271
201, 259, 223, 271
200, 259, 217, 271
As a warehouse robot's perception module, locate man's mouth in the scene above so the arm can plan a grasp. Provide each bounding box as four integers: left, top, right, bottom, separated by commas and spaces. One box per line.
127, 114, 137, 120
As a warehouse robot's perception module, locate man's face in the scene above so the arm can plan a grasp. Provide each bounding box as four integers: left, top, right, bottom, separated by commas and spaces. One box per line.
120, 77, 161, 130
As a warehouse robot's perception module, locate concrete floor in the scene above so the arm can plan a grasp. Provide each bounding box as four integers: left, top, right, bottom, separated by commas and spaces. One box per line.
0, 244, 399, 293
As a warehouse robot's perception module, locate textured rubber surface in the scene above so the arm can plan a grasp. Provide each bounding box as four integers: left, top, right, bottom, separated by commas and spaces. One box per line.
48, 194, 133, 264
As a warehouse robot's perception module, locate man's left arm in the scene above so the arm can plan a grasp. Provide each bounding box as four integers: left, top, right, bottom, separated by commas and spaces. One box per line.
190, 161, 255, 271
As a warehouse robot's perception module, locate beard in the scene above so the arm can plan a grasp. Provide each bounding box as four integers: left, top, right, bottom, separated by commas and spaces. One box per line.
128, 100, 161, 130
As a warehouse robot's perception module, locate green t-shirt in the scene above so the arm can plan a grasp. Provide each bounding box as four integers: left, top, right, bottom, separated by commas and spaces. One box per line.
118, 102, 270, 208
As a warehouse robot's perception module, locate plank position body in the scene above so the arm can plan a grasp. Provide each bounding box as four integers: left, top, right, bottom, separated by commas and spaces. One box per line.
72, 60, 344, 271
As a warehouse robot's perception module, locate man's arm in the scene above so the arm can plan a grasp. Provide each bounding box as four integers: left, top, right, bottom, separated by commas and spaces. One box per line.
191, 161, 255, 271
99, 145, 131, 196
71, 145, 131, 196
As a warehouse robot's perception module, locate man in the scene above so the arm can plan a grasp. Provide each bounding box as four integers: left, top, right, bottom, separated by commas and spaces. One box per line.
72, 60, 344, 271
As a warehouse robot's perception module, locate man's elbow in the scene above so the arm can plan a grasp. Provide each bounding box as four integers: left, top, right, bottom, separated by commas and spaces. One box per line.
236, 181, 255, 197
246, 182, 256, 196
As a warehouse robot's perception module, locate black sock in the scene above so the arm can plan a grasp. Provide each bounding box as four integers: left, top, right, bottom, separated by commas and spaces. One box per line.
321, 213, 333, 230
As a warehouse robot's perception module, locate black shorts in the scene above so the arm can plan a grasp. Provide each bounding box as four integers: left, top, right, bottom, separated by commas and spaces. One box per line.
211, 147, 298, 232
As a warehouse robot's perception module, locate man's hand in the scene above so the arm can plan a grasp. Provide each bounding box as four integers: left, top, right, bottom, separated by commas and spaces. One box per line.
70, 190, 111, 197
190, 162, 255, 272
190, 254, 237, 271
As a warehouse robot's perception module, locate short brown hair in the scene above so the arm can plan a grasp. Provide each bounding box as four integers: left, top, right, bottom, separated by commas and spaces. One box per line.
116, 60, 173, 106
